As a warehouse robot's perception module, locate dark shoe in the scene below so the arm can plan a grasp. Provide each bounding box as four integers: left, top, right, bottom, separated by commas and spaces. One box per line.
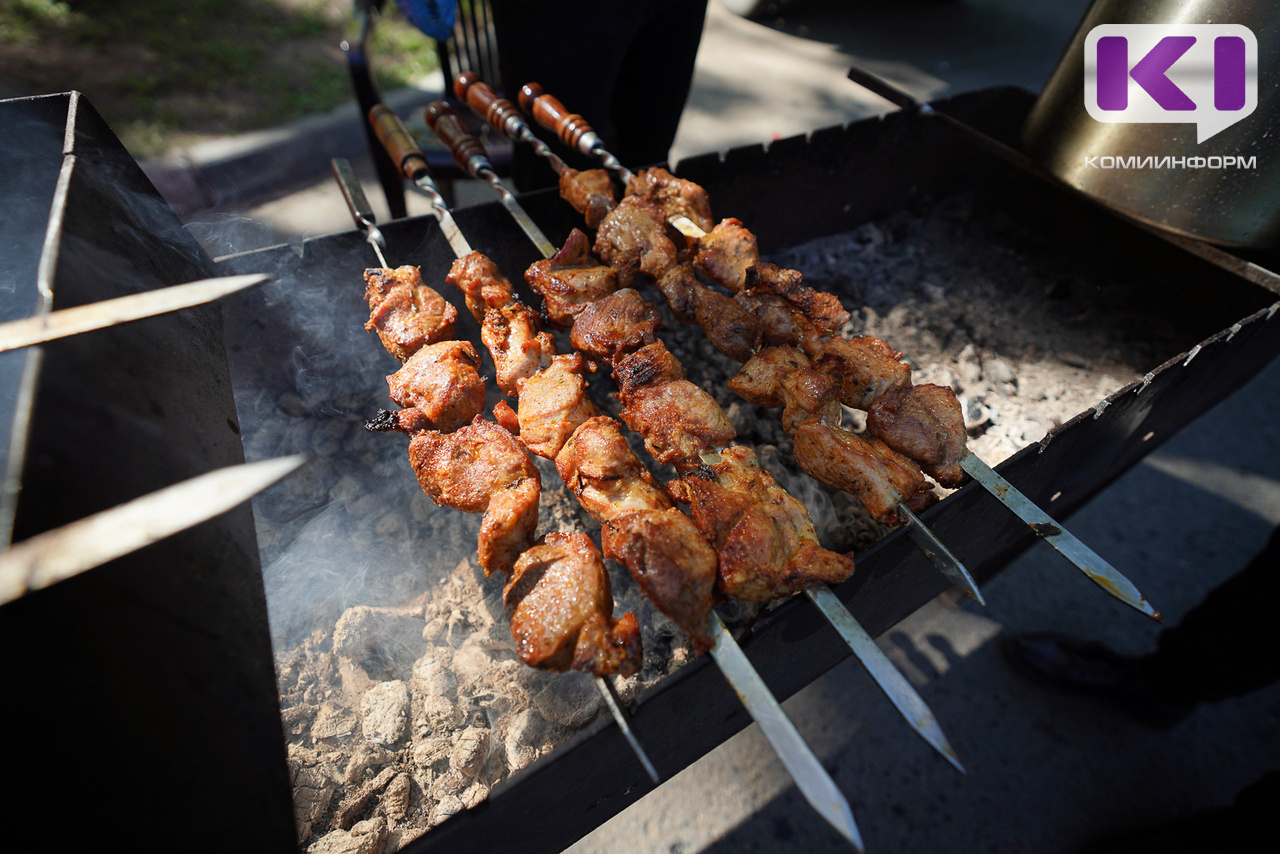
1001, 632, 1195, 729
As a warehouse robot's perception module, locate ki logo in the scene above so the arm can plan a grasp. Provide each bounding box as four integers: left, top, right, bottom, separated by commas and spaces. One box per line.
1084, 24, 1258, 143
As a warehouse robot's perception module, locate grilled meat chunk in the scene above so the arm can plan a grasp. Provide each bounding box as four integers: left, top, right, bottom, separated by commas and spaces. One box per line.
613, 345, 737, 471
386, 340, 485, 434
504, 532, 641, 676
745, 262, 850, 333
814, 336, 913, 410
593, 195, 678, 282
693, 218, 758, 293
866, 383, 968, 488
364, 265, 458, 362
555, 417, 716, 649
569, 288, 659, 363
656, 264, 761, 364
792, 422, 937, 526
625, 167, 714, 234
524, 229, 621, 328
559, 168, 617, 229
407, 416, 540, 576
734, 286, 825, 356
674, 445, 855, 601
515, 353, 599, 459
728, 346, 841, 436
447, 252, 554, 395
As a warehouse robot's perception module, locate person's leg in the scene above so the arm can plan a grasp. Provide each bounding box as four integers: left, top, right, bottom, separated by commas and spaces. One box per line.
1142, 526, 1280, 705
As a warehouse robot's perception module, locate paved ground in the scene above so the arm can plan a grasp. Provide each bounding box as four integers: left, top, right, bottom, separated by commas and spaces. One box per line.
154, 2, 1280, 852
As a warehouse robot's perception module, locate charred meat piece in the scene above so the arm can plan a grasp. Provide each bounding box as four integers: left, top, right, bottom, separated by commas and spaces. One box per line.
614, 349, 737, 470
693, 218, 758, 293
364, 265, 459, 362
866, 383, 968, 488
569, 288, 660, 363
524, 229, 621, 328
814, 336, 913, 410
407, 416, 540, 576
673, 445, 855, 602
504, 532, 641, 676
734, 286, 825, 356
656, 264, 761, 364
625, 167, 715, 234
745, 262, 850, 333
515, 353, 599, 459
612, 340, 686, 398
792, 422, 937, 526
386, 340, 485, 434
728, 347, 841, 436
555, 416, 716, 650
593, 195, 678, 282
559, 168, 617, 229
447, 252, 554, 395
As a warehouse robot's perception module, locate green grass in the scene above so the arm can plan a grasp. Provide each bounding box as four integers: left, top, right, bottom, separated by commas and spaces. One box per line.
0, 0, 439, 158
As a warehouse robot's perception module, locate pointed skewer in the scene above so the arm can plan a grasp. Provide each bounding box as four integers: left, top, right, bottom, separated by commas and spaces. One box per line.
0, 273, 271, 354
510, 85, 1157, 623
332, 141, 661, 785
363, 113, 862, 838
0, 455, 305, 606
430, 98, 964, 780
959, 451, 1161, 620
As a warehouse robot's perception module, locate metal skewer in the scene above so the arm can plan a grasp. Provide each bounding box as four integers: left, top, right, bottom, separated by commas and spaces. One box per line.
368, 112, 867, 841
332, 139, 662, 786
959, 452, 1161, 620
0, 455, 305, 606
0, 273, 271, 354
433, 97, 964, 781
331, 158, 388, 267
509, 81, 1157, 622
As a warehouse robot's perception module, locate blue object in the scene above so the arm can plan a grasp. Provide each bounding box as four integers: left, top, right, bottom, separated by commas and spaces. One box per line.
393, 0, 457, 42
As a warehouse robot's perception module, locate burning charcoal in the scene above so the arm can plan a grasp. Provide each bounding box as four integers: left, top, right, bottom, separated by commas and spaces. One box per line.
309, 816, 388, 854
290, 745, 339, 842
411, 736, 451, 771
449, 726, 490, 777
417, 694, 465, 735
312, 703, 358, 741
282, 703, 317, 738
983, 357, 1017, 387
333, 606, 428, 682
429, 795, 463, 828
360, 681, 410, 746
335, 766, 399, 828
411, 658, 459, 701
344, 744, 397, 784
533, 672, 602, 728
504, 709, 548, 771
383, 773, 412, 821
460, 780, 489, 809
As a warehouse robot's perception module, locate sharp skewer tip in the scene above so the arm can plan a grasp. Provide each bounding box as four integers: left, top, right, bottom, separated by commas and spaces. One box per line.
708, 614, 863, 850
960, 451, 1161, 621
805, 586, 965, 776
594, 676, 660, 785
897, 503, 985, 606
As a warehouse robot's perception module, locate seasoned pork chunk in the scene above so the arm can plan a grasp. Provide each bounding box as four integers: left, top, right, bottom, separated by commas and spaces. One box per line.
559, 168, 617, 229
693, 218, 758, 293
407, 417, 540, 576
866, 383, 968, 488
792, 422, 937, 525
386, 340, 485, 434
504, 532, 641, 676
625, 166, 714, 233
593, 195, 678, 281
363, 265, 458, 362
524, 229, 621, 327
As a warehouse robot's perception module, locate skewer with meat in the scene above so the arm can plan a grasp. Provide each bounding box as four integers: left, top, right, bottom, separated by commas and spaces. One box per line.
358, 264, 641, 677
445, 252, 719, 651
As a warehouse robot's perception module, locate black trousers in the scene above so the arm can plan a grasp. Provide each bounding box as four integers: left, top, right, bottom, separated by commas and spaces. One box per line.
489, 0, 709, 190
1144, 526, 1280, 705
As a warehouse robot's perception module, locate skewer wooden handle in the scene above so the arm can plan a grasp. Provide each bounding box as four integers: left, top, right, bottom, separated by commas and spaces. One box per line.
519, 82, 599, 154
454, 72, 526, 139
368, 104, 429, 179
425, 101, 490, 177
